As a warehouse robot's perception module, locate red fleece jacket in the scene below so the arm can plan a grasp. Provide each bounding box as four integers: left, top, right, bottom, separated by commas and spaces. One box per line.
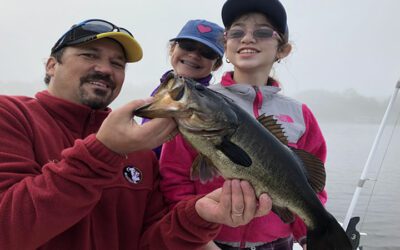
0, 90, 220, 250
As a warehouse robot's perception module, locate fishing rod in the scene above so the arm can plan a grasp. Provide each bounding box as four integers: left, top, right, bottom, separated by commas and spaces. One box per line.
342, 78, 400, 248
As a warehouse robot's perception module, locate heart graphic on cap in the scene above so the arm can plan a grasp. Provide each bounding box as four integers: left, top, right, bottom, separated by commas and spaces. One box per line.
197, 24, 212, 33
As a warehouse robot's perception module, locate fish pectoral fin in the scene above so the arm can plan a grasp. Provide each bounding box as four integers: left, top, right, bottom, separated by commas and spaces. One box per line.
257, 114, 288, 145
215, 138, 252, 167
190, 154, 220, 183
291, 148, 326, 193
272, 205, 295, 224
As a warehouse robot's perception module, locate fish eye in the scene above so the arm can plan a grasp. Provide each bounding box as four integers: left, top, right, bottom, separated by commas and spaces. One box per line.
170, 84, 185, 101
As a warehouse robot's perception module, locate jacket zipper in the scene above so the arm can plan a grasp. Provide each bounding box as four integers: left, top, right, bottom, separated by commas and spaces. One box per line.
83, 110, 96, 137
240, 224, 248, 248
253, 86, 263, 117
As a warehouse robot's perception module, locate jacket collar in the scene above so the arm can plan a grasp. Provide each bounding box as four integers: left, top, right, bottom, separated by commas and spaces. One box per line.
35, 90, 110, 135
221, 71, 281, 88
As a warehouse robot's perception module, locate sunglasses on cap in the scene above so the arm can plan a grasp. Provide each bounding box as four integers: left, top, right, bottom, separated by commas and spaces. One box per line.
225, 27, 281, 41
176, 40, 220, 60
52, 19, 133, 53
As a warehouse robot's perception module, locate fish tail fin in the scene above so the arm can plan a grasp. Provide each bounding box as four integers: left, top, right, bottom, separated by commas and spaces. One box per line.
307, 213, 352, 250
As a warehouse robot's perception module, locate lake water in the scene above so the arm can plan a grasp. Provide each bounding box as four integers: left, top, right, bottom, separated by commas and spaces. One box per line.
318, 121, 400, 250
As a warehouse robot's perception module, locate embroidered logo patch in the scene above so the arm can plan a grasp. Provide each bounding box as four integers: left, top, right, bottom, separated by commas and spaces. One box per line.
123, 166, 142, 184
276, 114, 294, 123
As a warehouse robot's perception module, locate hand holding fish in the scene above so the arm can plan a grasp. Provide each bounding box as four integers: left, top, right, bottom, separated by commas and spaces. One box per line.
195, 179, 272, 227
96, 98, 177, 154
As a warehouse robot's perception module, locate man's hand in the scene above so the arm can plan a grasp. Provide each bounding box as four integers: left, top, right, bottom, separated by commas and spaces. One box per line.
96, 98, 177, 154
195, 179, 272, 227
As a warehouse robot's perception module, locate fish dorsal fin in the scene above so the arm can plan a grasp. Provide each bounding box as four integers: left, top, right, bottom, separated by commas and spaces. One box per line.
257, 114, 326, 192
190, 154, 220, 183
291, 148, 326, 193
216, 138, 252, 167
257, 114, 288, 145
272, 205, 295, 224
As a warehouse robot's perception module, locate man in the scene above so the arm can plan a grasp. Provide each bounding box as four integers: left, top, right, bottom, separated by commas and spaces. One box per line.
0, 19, 271, 249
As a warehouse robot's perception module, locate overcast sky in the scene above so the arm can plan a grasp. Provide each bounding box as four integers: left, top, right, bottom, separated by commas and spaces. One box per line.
1, 0, 400, 108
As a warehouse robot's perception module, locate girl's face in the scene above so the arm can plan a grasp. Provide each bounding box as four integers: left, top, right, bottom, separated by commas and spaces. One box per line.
170, 40, 220, 80
225, 13, 287, 73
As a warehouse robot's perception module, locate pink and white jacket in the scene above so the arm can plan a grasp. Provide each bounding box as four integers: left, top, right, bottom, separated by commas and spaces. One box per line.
159, 72, 328, 248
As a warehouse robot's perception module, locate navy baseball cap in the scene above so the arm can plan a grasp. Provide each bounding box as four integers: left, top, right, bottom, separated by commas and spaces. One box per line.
170, 19, 224, 58
222, 0, 288, 40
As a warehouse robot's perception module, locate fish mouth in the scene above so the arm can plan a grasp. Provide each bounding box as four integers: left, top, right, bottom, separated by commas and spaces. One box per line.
135, 76, 189, 118
134, 102, 159, 118
134, 101, 190, 119
135, 73, 236, 140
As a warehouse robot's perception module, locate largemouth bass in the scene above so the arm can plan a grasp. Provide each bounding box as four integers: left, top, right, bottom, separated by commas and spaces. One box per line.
135, 73, 352, 250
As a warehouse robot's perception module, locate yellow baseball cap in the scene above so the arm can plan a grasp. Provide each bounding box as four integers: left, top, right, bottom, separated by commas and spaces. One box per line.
51, 19, 143, 62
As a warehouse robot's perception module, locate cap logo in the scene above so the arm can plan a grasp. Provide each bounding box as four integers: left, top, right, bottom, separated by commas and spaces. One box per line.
197, 24, 212, 33
123, 165, 142, 184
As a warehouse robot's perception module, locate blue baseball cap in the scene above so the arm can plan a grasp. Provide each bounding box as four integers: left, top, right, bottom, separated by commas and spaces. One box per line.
170, 19, 224, 58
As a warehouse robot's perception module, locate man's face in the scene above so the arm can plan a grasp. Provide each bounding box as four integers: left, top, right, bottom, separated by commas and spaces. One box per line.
46, 38, 127, 109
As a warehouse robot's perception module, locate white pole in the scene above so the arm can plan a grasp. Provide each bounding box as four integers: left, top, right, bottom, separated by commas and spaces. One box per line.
343, 79, 400, 230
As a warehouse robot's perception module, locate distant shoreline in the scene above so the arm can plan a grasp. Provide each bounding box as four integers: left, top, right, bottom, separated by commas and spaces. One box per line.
294, 88, 390, 124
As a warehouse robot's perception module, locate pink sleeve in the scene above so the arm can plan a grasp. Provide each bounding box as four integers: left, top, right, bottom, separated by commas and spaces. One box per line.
159, 134, 199, 208
291, 104, 328, 241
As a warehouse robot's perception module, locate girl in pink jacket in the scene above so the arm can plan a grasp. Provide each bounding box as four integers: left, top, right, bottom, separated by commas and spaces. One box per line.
160, 0, 327, 249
